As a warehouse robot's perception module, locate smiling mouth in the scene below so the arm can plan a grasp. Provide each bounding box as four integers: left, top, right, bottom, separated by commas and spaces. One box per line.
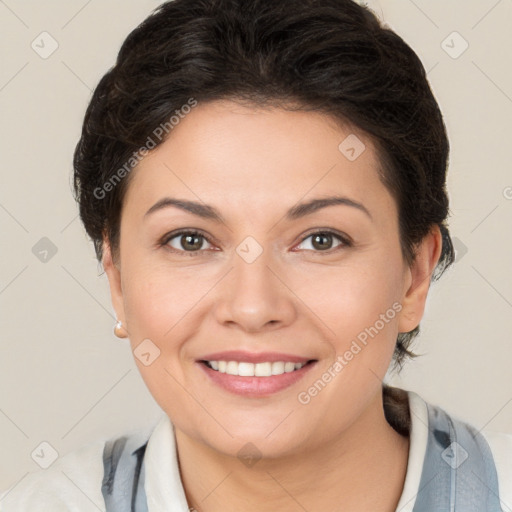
201, 360, 316, 377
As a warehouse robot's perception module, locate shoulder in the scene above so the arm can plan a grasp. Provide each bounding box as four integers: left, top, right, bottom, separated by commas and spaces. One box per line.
422, 393, 512, 505
0, 438, 107, 512
480, 429, 512, 509
397, 389, 512, 512
0, 423, 154, 512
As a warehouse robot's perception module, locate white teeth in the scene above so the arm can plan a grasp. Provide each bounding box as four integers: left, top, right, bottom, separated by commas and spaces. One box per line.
226, 361, 238, 375
284, 362, 295, 373
255, 362, 272, 377
271, 361, 285, 375
238, 362, 254, 377
206, 360, 307, 377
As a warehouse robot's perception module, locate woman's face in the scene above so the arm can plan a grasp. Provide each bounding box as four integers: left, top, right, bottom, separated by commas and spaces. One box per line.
104, 99, 439, 458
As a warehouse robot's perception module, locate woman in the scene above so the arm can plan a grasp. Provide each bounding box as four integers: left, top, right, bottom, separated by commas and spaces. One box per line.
1, 0, 510, 510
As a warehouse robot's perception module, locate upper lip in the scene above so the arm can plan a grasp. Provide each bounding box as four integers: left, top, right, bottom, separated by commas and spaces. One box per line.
198, 351, 315, 364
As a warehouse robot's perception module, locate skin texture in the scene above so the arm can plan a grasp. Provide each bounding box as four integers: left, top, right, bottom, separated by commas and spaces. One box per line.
103, 100, 442, 511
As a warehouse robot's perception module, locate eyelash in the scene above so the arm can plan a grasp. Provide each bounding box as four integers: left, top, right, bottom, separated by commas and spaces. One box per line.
159, 229, 353, 257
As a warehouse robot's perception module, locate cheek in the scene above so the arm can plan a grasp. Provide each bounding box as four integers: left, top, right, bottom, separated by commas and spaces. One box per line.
296, 255, 403, 333
294, 255, 404, 388
121, 262, 205, 339
120, 265, 205, 423
291, 258, 403, 422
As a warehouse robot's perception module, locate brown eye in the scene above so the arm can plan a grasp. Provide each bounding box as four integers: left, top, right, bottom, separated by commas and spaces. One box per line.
166, 231, 212, 252
296, 231, 350, 252
311, 233, 334, 250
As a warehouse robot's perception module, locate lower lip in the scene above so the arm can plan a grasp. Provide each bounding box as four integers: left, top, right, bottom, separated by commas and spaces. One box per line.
197, 361, 317, 397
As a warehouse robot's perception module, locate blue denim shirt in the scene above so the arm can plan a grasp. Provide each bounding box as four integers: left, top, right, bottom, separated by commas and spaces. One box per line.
101, 397, 503, 511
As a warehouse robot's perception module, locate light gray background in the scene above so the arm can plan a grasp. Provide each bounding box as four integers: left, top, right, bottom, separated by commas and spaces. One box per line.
1, 0, 511, 492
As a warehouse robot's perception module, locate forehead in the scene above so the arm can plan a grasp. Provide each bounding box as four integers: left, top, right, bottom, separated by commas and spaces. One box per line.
123, 100, 394, 219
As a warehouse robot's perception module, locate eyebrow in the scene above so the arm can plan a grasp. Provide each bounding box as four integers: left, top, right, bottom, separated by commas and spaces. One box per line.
144, 195, 372, 222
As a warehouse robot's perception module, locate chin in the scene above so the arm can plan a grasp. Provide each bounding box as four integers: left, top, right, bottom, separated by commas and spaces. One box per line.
187, 415, 314, 462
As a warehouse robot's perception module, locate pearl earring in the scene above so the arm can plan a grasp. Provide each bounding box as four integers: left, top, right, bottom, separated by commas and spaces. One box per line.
114, 320, 127, 338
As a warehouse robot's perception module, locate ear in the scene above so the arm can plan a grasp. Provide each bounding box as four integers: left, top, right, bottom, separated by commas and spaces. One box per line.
397, 225, 443, 333
102, 236, 126, 328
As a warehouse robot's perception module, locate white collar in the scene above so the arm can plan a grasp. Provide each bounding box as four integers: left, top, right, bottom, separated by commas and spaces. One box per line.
394, 390, 429, 512
143, 390, 429, 512
144, 415, 190, 512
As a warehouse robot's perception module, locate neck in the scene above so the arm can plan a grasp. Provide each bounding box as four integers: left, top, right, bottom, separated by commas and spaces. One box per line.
175, 387, 410, 512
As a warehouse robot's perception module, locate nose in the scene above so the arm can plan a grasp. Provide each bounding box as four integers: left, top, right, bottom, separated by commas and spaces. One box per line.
213, 248, 297, 333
